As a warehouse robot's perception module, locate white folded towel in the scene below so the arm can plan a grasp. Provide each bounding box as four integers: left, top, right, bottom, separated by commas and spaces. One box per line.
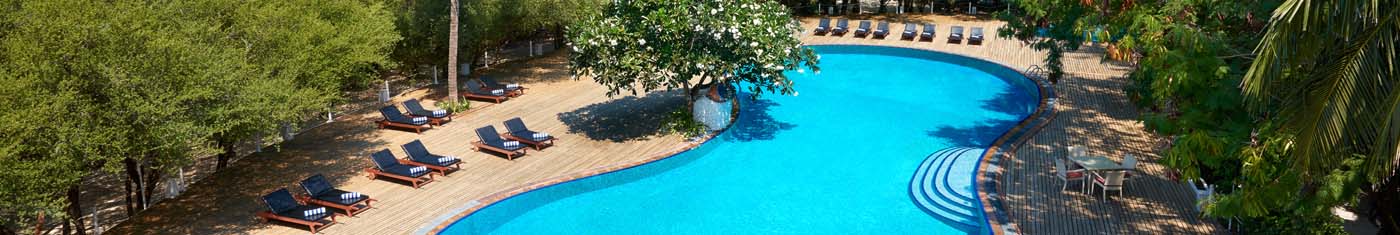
304, 207, 325, 217
504, 141, 520, 147
437, 156, 457, 164
432, 109, 447, 115
410, 166, 427, 174
491, 89, 504, 95
533, 132, 549, 140
341, 192, 360, 200
412, 117, 428, 123
506, 83, 520, 89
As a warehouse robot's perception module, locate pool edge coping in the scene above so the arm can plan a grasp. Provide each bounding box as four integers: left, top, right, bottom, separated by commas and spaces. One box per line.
422, 95, 742, 234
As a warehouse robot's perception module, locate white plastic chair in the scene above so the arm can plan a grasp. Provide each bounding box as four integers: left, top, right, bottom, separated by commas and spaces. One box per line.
1091, 171, 1126, 199
1055, 159, 1087, 193
1121, 154, 1138, 180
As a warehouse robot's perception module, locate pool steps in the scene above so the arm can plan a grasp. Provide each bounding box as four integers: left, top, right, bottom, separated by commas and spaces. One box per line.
910, 147, 985, 231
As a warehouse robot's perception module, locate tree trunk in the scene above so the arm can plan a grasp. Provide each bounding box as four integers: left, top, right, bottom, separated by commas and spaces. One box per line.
553, 24, 565, 50
66, 185, 86, 235
215, 134, 234, 171
446, 0, 460, 102
141, 165, 161, 210
122, 158, 139, 215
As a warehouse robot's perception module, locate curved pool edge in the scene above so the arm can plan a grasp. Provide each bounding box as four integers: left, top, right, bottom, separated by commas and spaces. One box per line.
421, 98, 742, 235
801, 43, 1050, 235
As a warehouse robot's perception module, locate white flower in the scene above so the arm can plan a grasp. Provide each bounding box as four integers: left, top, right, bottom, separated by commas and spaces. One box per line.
639, 39, 646, 45
572, 46, 580, 52
776, 65, 785, 70
756, 49, 764, 55
710, 9, 717, 15
609, 39, 617, 46
797, 68, 805, 73
794, 92, 799, 96
753, 19, 761, 25
729, 27, 738, 33
749, 42, 758, 47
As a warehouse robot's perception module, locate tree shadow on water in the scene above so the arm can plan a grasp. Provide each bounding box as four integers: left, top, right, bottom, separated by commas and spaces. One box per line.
928, 85, 1038, 147
556, 91, 686, 142
723, 92, 796, 142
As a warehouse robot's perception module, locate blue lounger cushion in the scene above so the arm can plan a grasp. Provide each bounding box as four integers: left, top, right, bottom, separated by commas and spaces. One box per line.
476, 126, 525, 151
380, 106, 427, 125
402, 140, 459, 167
313, 188, 367, 206
263, 188, 331, 221
403, 99, 448, 118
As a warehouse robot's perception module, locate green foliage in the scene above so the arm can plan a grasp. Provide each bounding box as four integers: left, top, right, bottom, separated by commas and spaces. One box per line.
385, 0, 606, 70
568, 0, 820, 99
660, 106, 707, 138
1239, 211, 1348, 235
438, 99, 472, 113
0, 0, 398, 232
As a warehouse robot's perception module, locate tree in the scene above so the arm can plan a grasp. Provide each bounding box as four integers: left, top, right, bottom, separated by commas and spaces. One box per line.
448, 0, 460, 102
1236, 0, 1400, 231
568, 0, 820, 102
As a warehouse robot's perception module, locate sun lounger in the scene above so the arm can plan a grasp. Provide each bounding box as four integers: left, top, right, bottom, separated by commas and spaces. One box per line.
256, 188, 337, 233
376, 106, 431, 134
462, 80, 509, 103
854, 20, 872, 37
403, 99, 451, 125
901, 23, 917, 40
969, 27, 985, 45
501, 117, 556, 150
872, 21, 890, 38
814, 18, 831, 35
948, 26, 964, 44
401, 139, 461, 175
365, 149, 435, 188
832, 19, 850, 35
298, 174, 376, 217
921, 23, 936, 41
472, 126, 527, 160
480, 76, 524, 96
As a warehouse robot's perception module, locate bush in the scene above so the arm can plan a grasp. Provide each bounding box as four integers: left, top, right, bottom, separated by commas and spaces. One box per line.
660, 106, 706, 138
437, 99, 471, 113
1240, 212, 1347, 235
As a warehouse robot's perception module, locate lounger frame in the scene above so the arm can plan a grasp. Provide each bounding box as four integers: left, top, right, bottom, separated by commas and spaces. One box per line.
255, 191, 337, 234
364, 166, 436, 189
472, 141, 527, 160
297, 195, 377, 217
375, 119, 429, 134
502, 133, 557, 150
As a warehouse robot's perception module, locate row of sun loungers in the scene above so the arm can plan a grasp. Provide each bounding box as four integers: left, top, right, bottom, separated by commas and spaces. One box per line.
814, 18, 985, 45
264, 116, 557, 233
376, 77, 532, 135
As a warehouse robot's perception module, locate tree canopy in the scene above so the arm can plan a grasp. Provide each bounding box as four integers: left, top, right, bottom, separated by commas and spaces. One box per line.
0, 0, 398, 233
567, 0, 820, 99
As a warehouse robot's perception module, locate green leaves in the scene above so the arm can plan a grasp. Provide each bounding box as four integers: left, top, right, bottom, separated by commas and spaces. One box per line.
568, 0, 819, 98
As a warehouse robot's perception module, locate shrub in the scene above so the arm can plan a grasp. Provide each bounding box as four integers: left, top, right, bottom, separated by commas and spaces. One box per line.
660, 106, 706, 138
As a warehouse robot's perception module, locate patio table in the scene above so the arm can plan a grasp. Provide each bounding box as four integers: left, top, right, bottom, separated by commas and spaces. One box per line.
1069, 155, 1126, 171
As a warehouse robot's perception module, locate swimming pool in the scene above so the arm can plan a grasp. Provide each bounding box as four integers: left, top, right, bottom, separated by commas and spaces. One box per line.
439, 45, 1040, 235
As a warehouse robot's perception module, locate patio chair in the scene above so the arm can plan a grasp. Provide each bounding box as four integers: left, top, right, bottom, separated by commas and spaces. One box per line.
872, 21, 890, 38
1067, 145, 1088, 158
1188, 178, 1216, 216
501, 117, 557, 150
298, 174, 377, 217
1055, 159, 1088, 193
969, 27, 985, 45
1121, 154, 1138, 179
365, 149, 435, 188
403, 99, 451, 125
832, 19, 850, 35
948, 26, 964, 44
480, 76, 524, 96
920, 23, 937, 41
401, 139, 461, 175
1091, 171, 1127, 199
256, 188, 337, 233
814, 18, 831, 35
462, 80, 509, 103
854, 20, 872, 37
901, 23, 917, 40
472, 125, 527, 160
376, 106, 431, 134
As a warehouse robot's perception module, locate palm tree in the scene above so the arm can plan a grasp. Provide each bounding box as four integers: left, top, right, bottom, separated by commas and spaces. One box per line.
1241, 0, 1399, 231
446, 0, 460, 102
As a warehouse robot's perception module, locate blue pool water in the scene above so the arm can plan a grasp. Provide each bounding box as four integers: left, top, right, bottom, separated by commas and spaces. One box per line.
440, 45, 1039, 234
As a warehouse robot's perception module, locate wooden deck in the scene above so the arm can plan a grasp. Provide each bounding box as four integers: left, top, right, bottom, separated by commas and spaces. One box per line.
797, 15, 1222, 234
106, 53, 690, 234
107, 14, 1219, 235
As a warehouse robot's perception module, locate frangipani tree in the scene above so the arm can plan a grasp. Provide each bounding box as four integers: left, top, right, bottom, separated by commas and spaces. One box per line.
568, 0, 820, 101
